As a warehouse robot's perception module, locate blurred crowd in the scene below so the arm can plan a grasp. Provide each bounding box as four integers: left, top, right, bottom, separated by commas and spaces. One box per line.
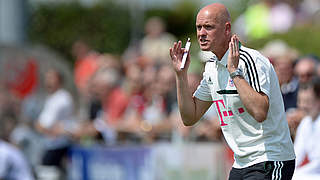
0, 0, 320, 179
233, 0, 320, 41
0, 16, 213, 180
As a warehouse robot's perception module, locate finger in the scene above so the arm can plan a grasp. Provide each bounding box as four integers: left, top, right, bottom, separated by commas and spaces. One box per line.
235, 36, 240, 52
233, 37, 237, 55
229, 41, 233, 56
177, 41, 182, 54
237, 39, 240, 53
231, 37, 235, 56
169, 48, 174, 59
233, 36, 237, 54
173, 42, 178, 53
234, 36, 238, 52
230, 36, 233, 54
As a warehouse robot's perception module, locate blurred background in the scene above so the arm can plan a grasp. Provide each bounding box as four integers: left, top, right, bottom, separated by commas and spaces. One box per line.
0, 0, 320, 179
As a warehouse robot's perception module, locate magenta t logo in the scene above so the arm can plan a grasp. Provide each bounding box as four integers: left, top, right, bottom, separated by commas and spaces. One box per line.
212, 100, 246, 126
212, 99, 229, 126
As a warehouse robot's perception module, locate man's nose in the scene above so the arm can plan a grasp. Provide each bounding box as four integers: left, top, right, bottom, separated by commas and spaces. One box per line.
198, 28, 207, 36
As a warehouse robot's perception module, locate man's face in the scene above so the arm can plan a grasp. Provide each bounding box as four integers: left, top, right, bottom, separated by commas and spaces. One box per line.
274, 58, 294, 85
45, 70, 60, 93
297, 88, 316, 115
196, 11, 226, 52
295, 59, 315, 84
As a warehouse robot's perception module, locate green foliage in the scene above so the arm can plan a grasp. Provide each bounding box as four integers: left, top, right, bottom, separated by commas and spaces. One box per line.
28, 0, 320, 65
28, 1, 131, 64
144, 0, 198, 40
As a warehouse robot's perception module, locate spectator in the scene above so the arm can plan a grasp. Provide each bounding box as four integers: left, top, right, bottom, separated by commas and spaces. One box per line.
140, 65, 176, 142
288, 55, 318, 138
0, 140, 35, 180
85, 54, 122, 125
0, 112, 35, 180
294, 56, 318, 85
140, 16, 176, 65
74, 66, 121, 145
114, 63, 146, 143
273, 55, 299, 111
81, 61, 146, 144
10, 94, 45, 169
35, 68, 76, 176
72, 40, 99, 97
293, 78, 320, 180
260, 39, 299, 64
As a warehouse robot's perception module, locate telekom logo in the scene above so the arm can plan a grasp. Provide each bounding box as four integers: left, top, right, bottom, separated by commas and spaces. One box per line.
212, 99, 245, 126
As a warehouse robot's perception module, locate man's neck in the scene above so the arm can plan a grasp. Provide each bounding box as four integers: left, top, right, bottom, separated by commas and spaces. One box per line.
48, 86, 60, 94
215, 48, 228, 60
214, 41, 230, 60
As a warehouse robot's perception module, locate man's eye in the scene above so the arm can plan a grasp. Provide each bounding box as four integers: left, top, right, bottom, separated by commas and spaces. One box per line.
205, 25, 213, 30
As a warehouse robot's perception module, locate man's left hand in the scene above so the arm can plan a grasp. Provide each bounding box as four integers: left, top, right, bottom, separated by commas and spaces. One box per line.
227, 35, 240, 73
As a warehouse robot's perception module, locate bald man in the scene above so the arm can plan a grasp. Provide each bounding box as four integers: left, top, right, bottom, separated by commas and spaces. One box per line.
169, 3, 295, 180
295, 57, 317, 85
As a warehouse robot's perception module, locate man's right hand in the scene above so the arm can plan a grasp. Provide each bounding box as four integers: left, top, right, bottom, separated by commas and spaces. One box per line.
169, 41, 191, 74
169, 40, 212, 127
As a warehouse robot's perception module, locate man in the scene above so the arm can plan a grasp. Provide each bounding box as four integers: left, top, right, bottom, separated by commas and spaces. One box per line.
169, 3, 295, 179
36, 68, 76, 177
294, 56, 317, 85
292, 78, 320, 180
0, 112, 35, 180
273, 55, 299, 111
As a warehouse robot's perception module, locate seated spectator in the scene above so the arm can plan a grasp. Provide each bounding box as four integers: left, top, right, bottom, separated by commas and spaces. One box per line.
292, 78, 320, 180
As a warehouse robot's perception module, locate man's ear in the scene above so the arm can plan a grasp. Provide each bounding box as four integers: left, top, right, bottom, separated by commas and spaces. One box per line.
225, 22, 231, 35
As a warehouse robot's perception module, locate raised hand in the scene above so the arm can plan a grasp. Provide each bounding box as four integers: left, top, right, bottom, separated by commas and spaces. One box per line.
227, 35, 240, 73
169, 41, 190, 74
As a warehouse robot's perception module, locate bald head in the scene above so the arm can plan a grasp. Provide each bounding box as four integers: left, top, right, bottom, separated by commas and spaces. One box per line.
295, 57, 317, 84
198, 3, 231, 26
196, 3, 232, 59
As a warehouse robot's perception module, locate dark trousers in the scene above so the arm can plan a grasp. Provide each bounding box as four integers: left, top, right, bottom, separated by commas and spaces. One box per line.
229, 160, 295, 180
42, 146, 69, 168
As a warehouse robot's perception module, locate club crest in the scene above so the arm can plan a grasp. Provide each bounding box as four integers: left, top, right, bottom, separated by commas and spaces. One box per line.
229, 79, 234, 87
